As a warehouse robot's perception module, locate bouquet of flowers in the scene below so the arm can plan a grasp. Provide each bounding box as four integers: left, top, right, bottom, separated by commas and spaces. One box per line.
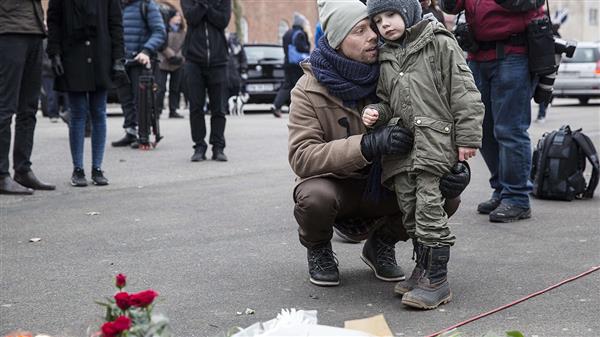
93, 274, 171, 337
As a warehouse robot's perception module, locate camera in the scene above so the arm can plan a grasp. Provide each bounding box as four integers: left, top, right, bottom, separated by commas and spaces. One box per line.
554, 38, 576, 58
528, 17, 577, 105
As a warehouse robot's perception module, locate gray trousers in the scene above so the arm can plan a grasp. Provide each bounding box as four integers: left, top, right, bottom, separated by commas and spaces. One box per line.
393, 170, 456, 247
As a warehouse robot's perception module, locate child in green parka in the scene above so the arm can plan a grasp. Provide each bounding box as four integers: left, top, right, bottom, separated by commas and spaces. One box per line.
363, 0, 484, 310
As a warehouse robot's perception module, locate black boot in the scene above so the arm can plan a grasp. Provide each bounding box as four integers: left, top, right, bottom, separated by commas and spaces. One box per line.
307, 242, 339, 286
111, 133, 137, 147
401, 245, 452, 309
212, 148, 228, 162
394, 239, 424, 295
190, 146, 207, 162
14, 170, 55, 190
0, 176, 34, 195
477, 197, 501, 214
361, 230, 405, 281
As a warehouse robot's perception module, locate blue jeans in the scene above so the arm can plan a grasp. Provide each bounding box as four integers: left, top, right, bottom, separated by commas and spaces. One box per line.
469, 54, 533, 208
67, 90, 108, 170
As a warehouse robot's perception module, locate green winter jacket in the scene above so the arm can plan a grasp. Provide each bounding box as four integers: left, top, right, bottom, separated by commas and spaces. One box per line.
367, 20, 484, 184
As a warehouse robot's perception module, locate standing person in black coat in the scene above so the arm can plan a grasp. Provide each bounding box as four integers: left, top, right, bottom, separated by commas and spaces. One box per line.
181, 0, 232, 162
226, 32, 248, 99
47, 0, 125, 186
271, 12, 310, 118
0, 0, 55, 195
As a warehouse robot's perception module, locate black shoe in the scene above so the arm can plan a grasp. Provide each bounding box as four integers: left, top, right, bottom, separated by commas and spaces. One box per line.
0, 176, 34, 195
169, 111, 184, 119
112, 133, 137, 147
71, 168, 88, 187
130, 141, 139, 149
402, 246, 452, 310
212, 149, 228, 162
477, 197, 501, 214
361, 234, 405, 282
271, 107, 282, 118
91, 168, 109, 186
14, 170, 55, 190
395, 240, 424, 295
307, 242, 340, 286
489, 203, 531, 223
191, 147, 207, 162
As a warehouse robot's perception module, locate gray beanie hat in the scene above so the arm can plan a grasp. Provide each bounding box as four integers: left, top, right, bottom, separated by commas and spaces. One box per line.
367, 0, 422, 29
317, 0, 369, 49
293, 12, 309, 27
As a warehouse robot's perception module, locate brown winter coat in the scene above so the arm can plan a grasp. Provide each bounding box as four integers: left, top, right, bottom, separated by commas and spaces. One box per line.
288, 62, 372, 191
158, 30, 186, 72
368, 20, 484, 184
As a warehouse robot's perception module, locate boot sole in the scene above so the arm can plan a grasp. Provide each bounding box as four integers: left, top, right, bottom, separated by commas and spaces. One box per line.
71, 182, 88, 187
309, 277, 340, 287
401, 291, 453, 310
360, 254, 406, 282
489, 210, 532, 223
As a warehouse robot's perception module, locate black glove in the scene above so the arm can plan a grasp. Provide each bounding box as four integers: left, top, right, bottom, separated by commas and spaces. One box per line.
167, 55, 184, 66
111, 59, 130, 87
440, 161, 471, 199
360, 125, 414, 161
51, 55, 64, 77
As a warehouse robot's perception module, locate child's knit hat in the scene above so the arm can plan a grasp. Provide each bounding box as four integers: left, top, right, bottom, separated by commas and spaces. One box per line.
367, 0, 422, 29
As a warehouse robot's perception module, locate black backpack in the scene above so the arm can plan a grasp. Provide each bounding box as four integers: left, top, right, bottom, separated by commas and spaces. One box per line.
531, 125, 599, 200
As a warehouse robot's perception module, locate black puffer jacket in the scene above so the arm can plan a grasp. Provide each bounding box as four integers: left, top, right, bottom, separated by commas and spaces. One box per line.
181, 0, 231, 67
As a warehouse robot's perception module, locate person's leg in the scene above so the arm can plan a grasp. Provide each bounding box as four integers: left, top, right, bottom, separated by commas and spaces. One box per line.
272, 65, 297, 116
168, 68, 183, 115
116, 65, 142, 137
401, 170, 452, 309
42, 76, 59, 119
155, 69, 168, 115
67, 92, 87, 170
393, 172, 418, 241
489, 54, 533, 211
536, 103, 547, 121
89, 90, 108, 170
206, 66, 227, 158
185, 62, 208, 155
0, 35, 26, 178
13, 36, 42, 175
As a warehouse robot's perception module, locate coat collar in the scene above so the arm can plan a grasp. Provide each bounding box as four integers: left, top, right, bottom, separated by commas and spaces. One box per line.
299, 61, 367, 119
379, 20, 452, 63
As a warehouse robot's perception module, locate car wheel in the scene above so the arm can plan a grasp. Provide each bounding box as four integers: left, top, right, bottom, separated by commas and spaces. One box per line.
578, 98, 589, 105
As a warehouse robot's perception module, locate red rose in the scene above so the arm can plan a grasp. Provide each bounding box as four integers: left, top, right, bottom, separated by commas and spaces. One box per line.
115, 274, 127, 289
129, 289, 159, 307
101, 315, 130, 337
114, 292, 131, 311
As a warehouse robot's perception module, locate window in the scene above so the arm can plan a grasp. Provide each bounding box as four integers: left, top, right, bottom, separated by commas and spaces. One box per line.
241, 17, 249, 44
589, 8, 598, 26
278, 20, 289, 44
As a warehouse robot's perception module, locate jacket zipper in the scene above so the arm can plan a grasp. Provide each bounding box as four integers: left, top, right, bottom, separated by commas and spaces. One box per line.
205, 21, 210, 66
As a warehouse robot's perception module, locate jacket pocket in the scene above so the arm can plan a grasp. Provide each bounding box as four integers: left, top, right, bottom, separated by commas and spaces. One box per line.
413, 116, 455, 168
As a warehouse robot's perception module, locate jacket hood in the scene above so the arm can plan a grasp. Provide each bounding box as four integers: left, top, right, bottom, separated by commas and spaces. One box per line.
379, 20, 454, 63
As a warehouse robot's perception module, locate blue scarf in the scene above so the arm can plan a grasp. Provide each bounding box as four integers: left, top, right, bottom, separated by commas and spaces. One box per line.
309, 36, 380, 108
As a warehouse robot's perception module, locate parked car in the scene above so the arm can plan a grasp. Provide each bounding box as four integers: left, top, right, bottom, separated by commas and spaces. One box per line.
553, 42, 600, 105
244, 44, 285, 104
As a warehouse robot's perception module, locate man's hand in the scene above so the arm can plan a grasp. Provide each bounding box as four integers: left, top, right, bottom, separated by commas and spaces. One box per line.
360, 125, 414, 161
440, 161, 471, 199
51, 55, 64, 76
458, 147, 477, 161
134, 52, 151, 66
362, 108, 379, 127
111, 59, 129, 87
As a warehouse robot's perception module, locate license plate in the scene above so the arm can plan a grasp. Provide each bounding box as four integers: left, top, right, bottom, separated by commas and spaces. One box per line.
247, 83, 274, 92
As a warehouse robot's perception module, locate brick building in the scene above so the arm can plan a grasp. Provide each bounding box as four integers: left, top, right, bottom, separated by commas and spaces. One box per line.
41, 0, 319, 46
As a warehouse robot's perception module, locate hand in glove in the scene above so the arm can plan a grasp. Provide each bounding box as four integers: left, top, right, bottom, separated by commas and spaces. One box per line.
111, 59, 130, 87
439, 161, 471, 199
51, 55, 64, 76
167, 55, 184, 66
360, 125, 414, 162
240, 72, 248, 80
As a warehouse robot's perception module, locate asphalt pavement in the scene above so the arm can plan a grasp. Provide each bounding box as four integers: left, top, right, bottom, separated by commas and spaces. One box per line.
1, 99, 599, 337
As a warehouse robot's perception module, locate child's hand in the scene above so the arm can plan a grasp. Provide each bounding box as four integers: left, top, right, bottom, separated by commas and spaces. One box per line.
362, 108, 379, 127
458, 147, 477, 161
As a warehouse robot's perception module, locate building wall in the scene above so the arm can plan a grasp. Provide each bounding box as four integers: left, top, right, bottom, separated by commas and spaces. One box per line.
41, 0, 318, 46
548, 0, 599, 42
